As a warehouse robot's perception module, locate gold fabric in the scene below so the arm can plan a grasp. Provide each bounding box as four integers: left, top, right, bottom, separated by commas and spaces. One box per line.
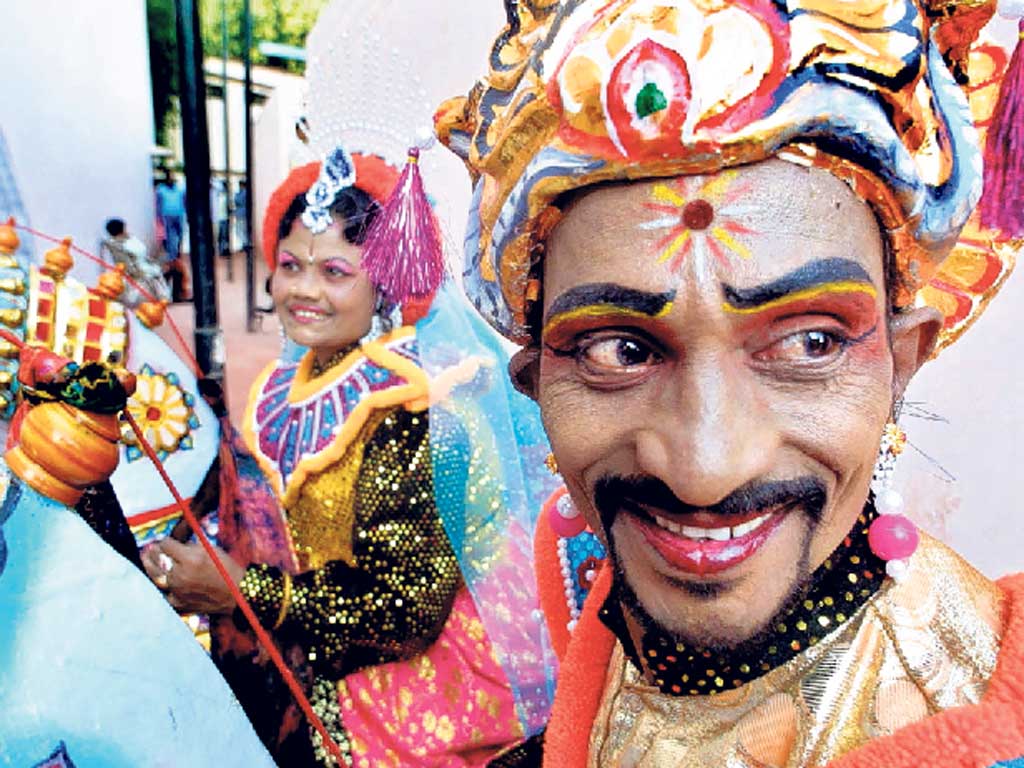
287, 410, 388, 571
240, 408, 463, 675
589, 534, 1002, 767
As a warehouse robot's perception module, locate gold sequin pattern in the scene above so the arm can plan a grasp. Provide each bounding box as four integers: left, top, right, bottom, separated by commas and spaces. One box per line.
589, 534, 1003, 767
288, 411, 388, 571
240, 409, 463, 677
311, 676, 353, 767
239, 563, 286, 621
601, 511, 883, 696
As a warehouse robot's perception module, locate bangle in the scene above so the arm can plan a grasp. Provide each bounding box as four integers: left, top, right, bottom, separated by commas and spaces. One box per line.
272, 572, 292, 630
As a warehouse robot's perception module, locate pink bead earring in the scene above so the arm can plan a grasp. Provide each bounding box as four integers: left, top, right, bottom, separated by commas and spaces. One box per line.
867, 423, 919, 581
549, 491, 587, 538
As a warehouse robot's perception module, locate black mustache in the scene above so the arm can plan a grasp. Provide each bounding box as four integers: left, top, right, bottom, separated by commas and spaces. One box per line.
593, 475, 827, 527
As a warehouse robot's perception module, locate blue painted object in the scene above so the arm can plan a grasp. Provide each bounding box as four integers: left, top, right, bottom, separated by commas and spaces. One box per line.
0, 472, 275, 766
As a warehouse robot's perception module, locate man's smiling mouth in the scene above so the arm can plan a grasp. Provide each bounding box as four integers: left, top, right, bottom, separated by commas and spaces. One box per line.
625, 505, 790, 577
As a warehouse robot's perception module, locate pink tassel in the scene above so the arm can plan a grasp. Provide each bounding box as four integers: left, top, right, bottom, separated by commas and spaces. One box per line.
980, 19, 1024, 238
361, 147, 445, 304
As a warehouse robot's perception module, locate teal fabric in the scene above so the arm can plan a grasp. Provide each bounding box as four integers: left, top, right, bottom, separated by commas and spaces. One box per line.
419, 281, 561, 735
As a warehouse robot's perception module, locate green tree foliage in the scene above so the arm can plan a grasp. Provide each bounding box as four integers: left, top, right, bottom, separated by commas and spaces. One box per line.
200, 0, 330, 73
147, 0, 326, 144
147, 0, 179, 145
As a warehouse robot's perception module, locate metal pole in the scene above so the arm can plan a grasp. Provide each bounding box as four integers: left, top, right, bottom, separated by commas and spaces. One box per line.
174, 0, 224, 380
221, 0, 234, 282
243, 0, 256, 333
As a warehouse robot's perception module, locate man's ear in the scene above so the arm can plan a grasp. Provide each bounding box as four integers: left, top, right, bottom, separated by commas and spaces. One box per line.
509, 346, 541, 400
889, 306, 943, 402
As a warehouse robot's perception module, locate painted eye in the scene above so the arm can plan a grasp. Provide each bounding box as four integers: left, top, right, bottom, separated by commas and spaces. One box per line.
322, 261, 354, 278
758, 330, 844, 363
580, 336, 660, 372
277, 254, 300, 271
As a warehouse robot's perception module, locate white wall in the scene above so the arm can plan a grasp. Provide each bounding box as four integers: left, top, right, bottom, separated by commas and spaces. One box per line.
900, 259, 1023, 579
252, 76, 308, 262
0, 0, 156, 282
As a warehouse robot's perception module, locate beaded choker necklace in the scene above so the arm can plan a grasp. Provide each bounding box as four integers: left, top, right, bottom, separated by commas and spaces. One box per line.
310, 342, 359, 378
599, 506, 883, 697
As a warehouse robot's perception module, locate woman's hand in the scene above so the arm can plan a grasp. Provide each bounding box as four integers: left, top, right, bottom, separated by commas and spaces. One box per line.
142, 538, 246, 615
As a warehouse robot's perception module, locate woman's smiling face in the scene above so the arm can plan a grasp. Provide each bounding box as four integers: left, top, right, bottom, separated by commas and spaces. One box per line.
271, 218, 377, 359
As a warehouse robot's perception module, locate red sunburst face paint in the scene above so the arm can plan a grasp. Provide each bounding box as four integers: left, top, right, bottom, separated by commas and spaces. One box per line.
640, 170, 756, 272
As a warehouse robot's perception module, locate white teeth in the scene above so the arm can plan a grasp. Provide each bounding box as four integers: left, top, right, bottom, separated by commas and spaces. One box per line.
293, 310, 325, 320
731, 519, 756, 538
654, 515, 682, 534
653, 512, 773, 541
731, 513, 771, 538
705, 527, 731, 542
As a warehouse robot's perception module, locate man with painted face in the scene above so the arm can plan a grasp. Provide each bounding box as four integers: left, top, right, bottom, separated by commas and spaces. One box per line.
437, 0, 1024, 765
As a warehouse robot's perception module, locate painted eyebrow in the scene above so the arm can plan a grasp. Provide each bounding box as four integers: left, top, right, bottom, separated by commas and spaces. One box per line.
722, 258, 875, 310
321, 256, 356, 267
545, 283, 677, 323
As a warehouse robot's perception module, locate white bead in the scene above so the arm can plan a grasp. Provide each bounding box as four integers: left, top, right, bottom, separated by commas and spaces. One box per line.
557, 495, 581, 520
531, 609, 544, 623
998, 0, 1024, 19
563, 577, 573, 589
876, 488, 905, 515
886, 559, 909, 581
585, 569, 596, 583
567, 620, 578, 632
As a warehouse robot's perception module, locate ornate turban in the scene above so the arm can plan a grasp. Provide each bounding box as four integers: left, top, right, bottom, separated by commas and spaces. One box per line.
437, 0, 1019, 348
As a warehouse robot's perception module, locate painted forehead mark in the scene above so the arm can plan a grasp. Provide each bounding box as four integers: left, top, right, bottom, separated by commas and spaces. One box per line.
543, 283, 676, 336
722, 258, 877, 314
639, 170, 757, 272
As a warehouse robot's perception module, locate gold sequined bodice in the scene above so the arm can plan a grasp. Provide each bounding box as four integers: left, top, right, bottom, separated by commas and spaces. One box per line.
589, 534, 1003, 767
287, 410, 388, 571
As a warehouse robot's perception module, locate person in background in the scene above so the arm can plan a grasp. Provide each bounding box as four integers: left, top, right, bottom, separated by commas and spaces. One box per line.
233, 179, 248, 252
155, 173, 189, 302
155, 174, 185, 263
211, 178, 230, 258
99, 218, 170, 307
141, 153, 528, 767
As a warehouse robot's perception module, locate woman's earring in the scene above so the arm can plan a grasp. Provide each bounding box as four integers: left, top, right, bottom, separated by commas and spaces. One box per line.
867, 422, 919, 581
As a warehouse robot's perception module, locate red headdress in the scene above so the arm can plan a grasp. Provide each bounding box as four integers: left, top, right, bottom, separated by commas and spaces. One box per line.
261, 153, 398, 271
261, 152, 437, 325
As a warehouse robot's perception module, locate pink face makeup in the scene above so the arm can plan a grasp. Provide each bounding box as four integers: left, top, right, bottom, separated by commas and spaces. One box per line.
320, 258, 357, 278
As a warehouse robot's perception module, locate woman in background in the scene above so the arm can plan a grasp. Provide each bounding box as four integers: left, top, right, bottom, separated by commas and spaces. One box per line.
143, 150, 526, 767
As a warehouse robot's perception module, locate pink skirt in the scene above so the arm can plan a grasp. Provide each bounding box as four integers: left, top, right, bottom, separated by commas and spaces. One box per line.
338, 588, 525, 767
